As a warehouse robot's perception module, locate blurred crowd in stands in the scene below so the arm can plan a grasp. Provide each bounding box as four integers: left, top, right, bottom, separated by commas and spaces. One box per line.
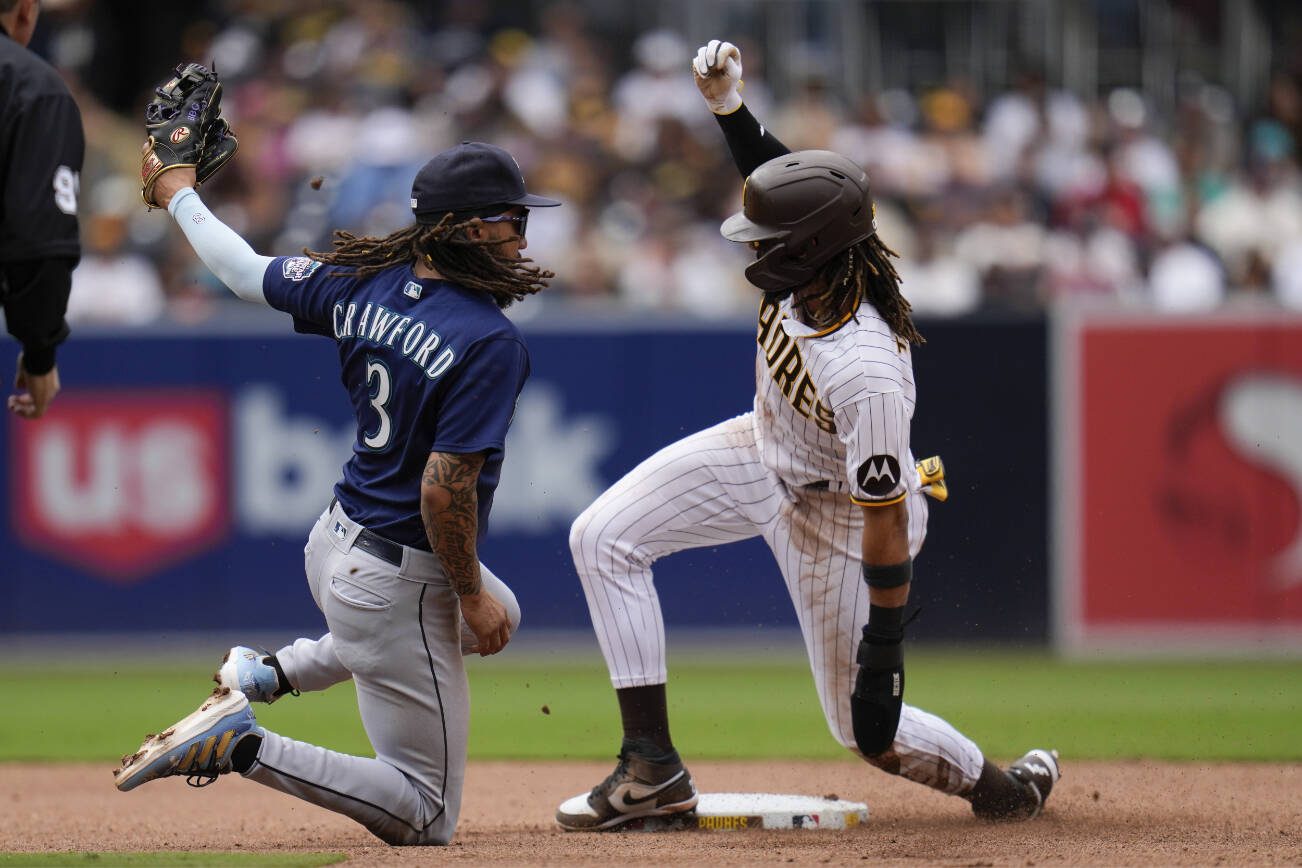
36, 1, 1302, 324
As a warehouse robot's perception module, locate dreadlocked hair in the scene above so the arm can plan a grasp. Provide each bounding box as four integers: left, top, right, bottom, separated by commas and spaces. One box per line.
303, 215, 553, 309
808, 234, 924, 345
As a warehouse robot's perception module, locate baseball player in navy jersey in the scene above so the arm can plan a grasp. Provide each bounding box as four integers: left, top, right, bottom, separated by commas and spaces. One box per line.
113, 138, 559, 846
556, 40, 1060, 831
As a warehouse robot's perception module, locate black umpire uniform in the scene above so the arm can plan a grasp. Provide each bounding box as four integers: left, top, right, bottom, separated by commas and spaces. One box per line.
0, 18, 83, 383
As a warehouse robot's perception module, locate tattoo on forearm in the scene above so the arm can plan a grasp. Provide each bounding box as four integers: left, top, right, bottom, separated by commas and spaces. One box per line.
421, 452, 485, 596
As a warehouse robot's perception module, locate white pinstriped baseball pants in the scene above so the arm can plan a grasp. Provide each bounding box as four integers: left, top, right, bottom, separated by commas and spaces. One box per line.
571, 412, 985, 796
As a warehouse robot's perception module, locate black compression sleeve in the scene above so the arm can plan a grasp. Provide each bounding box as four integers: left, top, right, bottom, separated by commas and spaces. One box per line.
714, 104, 792, 178
2, 259, 74, 375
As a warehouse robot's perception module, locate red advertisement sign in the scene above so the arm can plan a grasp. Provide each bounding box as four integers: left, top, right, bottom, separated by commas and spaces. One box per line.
9, 391, 230, 582
1058, 312, 1302, 651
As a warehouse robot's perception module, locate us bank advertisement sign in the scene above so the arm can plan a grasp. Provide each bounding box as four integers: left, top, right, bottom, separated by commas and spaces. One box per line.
0, 328, 761, 633
11, 392, 231, 580
1054, 309, 1302, 654
2, 322, 1051, 638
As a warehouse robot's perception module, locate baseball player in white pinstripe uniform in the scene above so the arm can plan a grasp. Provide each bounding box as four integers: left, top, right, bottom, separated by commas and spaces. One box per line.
556, 40, 1060, 831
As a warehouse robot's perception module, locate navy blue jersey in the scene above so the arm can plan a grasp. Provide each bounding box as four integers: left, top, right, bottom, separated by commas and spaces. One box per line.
263, 256, 530, 548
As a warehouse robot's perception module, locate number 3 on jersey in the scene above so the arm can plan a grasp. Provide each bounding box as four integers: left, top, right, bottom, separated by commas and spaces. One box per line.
363, 358, 393, 449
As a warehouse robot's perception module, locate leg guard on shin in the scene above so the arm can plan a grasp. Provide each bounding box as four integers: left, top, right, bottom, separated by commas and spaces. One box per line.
850, 631, 904, 756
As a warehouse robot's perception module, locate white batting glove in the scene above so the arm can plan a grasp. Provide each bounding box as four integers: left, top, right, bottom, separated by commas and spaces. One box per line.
692, 39, 743, 115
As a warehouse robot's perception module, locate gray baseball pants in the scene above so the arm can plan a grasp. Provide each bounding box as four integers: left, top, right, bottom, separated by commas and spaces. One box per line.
241, 501, 520, 845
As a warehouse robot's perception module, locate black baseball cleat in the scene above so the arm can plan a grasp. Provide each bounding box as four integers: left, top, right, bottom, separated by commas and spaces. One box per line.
971, 748, 1061, 821
555, 748, 698, 831
1008, 748, 1061, 808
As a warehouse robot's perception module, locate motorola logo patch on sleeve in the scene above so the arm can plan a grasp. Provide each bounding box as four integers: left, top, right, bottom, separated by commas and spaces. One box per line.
856, 455, 901, 497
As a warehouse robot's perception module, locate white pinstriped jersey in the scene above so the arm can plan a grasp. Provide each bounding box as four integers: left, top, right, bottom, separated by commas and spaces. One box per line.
570, 293, 985, 798
753, 295, 918, 504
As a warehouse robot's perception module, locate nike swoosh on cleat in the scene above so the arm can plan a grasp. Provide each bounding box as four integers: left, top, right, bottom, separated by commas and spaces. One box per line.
606, 771, 687, 812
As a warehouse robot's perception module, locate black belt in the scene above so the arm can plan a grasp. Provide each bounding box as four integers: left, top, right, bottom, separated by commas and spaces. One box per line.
805, 480, 850, 492
329, 497, 403, 567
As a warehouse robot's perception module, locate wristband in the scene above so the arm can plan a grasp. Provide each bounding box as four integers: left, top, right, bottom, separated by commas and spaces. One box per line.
862, 559, 912, 589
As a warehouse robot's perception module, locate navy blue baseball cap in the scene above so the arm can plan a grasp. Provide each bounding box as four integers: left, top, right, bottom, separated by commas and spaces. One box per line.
410, 142, 560, 223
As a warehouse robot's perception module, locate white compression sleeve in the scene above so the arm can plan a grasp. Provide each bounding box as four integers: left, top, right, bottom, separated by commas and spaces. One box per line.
167, 187, 274, 305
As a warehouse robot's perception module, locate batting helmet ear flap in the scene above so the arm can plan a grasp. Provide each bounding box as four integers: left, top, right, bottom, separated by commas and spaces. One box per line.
745, 239, 822, 293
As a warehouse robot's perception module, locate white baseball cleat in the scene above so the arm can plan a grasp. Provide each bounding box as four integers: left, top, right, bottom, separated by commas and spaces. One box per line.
114, 688, 261, 791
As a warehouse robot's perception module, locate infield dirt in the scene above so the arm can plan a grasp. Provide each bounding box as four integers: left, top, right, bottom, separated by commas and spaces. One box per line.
2, 760, 1298, 865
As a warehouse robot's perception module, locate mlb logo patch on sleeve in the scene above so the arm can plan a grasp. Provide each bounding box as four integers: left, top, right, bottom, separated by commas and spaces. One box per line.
404, 281, 423, 300
282, 257, 323, 281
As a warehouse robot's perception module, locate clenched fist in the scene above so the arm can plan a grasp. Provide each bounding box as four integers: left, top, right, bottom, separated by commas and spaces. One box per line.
692, 39, 743, 115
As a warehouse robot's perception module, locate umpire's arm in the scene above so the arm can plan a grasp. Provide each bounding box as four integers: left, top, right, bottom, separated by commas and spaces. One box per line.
3, 90, 82, 418
3, 259, 71, 418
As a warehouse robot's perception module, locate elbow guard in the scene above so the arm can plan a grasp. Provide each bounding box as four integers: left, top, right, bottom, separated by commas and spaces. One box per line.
850, 626, 905, 757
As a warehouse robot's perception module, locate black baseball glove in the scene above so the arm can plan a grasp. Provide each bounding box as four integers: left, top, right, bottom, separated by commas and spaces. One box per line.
140, 63, 238, 208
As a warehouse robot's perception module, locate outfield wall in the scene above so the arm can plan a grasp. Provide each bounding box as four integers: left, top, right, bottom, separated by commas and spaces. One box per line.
0, 311, 1049, 642
1053, 306, 1302, 655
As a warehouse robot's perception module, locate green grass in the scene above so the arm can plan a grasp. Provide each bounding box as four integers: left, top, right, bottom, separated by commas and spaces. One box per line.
1, 648, 1298, 763
0, 854, 343, 866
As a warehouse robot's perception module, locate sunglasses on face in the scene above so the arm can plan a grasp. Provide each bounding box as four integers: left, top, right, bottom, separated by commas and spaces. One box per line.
479, 210, 529, 238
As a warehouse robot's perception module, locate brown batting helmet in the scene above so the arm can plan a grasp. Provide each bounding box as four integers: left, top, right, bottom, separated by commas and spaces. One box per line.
721, 150, 877, 294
